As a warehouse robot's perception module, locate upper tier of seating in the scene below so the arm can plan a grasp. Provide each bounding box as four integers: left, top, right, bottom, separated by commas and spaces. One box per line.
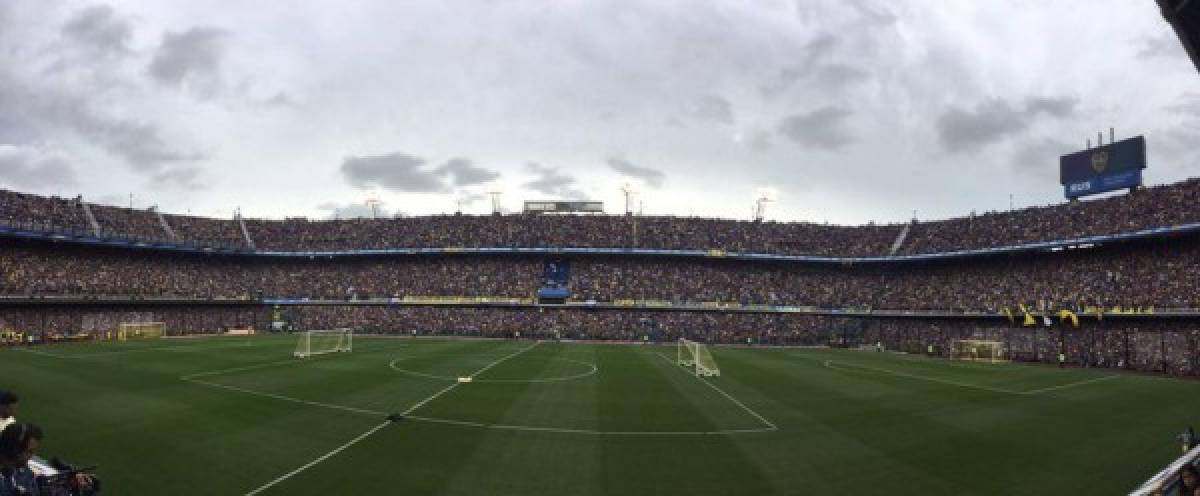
3, 178, 1199, 256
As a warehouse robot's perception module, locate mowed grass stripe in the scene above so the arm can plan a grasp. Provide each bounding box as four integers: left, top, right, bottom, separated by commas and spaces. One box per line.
8, 338, 1200, 494
260, 340, 559, 495
4, 339, 384, 495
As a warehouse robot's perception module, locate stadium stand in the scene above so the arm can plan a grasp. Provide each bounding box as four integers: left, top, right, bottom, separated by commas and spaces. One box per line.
1, 179, 1200, 376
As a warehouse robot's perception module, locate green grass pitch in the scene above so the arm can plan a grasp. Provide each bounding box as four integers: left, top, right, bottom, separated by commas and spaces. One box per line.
2, 335, 1197, 495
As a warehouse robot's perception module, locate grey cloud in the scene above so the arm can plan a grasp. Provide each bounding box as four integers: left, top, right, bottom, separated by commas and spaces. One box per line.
691, 94, 734, 125
523, 162, 586, 199
0, 147, 78, 189
317, 201, 391, 219
1137, 33, 1184, 60
759, 35, 869, 99
61, 5, 132, 57
459, 192, 487, 205
607, 157, 665, 188
6, 82, 203, 171
261, 92, 298, 108
936, 99, 1025, 152
341, 152, 448, 193
813, 64, 870, 87
1024, 96, 1078, 118
937, 96, 1075, 152
149, 27, 229, 96
151, 166, 206, 189
776, 106, 856, 150
1165, 93, 1200, 117
748, 128, 772, 152
436, 157, 500, 187
1011, 138, 1076, 179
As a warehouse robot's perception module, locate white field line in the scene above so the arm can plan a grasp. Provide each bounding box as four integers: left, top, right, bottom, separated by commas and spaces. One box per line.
18, 341, 258, 359
651, 352, 778, 431
181, 358, 304, 380
1019, 374, 1121, 394
387, 356, 598, 384
188, 378, 385, 417
239, 341, 541, 495
401, 342, 541, 415
243, 420, 391, 496
798, 353, 1121, 396
403, 414, 776, 436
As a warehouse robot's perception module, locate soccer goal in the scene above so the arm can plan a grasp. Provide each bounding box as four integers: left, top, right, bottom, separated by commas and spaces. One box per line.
294, 329, 353, 358
677, 338, 720, 377
951, 339, 1007, 363
117, 322, 165, 341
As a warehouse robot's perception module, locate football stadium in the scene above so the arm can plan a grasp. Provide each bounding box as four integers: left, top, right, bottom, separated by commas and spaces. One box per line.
3, 2, 1200, 495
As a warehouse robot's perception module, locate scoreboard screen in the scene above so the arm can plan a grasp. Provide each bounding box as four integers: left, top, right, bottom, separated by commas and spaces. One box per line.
1059, 135, 1146, 199
523, 201, 603, 214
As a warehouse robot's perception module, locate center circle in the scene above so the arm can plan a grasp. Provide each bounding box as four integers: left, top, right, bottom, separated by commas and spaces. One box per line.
388, 356, 598, 383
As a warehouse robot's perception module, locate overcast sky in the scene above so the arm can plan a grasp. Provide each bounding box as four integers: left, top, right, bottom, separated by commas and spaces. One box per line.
0, 0, 1194, 224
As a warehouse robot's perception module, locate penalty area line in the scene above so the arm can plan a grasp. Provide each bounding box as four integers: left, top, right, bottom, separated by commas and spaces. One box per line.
652, 352, 778, 431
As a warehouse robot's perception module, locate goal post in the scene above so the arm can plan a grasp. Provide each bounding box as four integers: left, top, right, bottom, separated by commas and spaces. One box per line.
677, 338, 720, 377
117, 322, 165, 341
294, 329, 353, 358
951, 339, 1007, 363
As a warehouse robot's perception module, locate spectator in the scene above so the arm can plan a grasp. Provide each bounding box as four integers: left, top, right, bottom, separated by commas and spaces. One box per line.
0, 393, 14, 433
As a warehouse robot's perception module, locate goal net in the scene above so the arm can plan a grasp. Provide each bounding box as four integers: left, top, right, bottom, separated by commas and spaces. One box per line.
951, 339, 1007, 363
117, 322, 165, 341
677, 338, 720, 377
294, 329, 353, 358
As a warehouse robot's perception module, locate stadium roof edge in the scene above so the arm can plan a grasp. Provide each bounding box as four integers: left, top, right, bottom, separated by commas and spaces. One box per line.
1159, 0, 1200, 74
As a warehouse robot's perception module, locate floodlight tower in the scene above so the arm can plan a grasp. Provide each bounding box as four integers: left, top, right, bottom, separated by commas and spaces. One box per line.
753, 188, 775, 222
620, 183, 637, 216
488, 191, 502, 215
365, 193, 382, 219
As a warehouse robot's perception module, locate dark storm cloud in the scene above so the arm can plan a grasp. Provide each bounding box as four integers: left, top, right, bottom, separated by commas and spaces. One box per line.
0, 148, 78, 188
607, 157, 665, 188
61, 5, 132, 57
341, 152, 449, 193
436, 157, 500, 187
523, 162, 586, 200
149, 27, 229, 95
936, 97, 1077, 152
691, 94, 734, 125
776, 106, 856, 150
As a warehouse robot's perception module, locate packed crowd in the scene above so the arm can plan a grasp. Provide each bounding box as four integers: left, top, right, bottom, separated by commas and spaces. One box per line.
861, 318, 1200, 375
8, 302, 1193, 375
2, 235, 1197, 311
3, 178, 1200, 256
0, 240, 544, 300
0, 305, 260, 338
